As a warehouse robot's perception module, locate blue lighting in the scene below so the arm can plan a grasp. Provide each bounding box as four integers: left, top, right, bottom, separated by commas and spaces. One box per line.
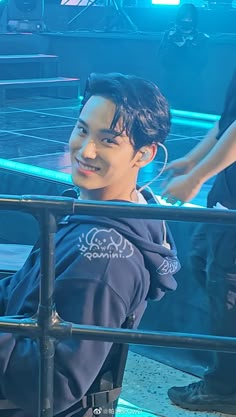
152, 0, 180, 5
0, 158, 73, 185
171, 109, 220, 122
171, 117, 214, 130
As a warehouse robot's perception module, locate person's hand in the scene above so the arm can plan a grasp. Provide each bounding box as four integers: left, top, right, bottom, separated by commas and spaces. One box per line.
161, 173, 202, 204
161, 157, 195, 192
164, 157, 194, 180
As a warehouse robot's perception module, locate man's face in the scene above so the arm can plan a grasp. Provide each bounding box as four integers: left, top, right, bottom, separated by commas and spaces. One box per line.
69, 95, 141, 200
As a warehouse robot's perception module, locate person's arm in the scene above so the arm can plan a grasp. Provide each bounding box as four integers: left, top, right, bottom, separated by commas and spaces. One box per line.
185, 120, 219, 167
0, 282, 127, 415
0, 276, 13, 316
188, 120, 236, 184
162, 120, 236, 203
0, 241, 146, 415
162, 121, 219, 180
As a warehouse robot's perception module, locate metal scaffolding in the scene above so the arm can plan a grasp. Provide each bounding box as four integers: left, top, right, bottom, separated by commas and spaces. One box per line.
0, 194, 236, 417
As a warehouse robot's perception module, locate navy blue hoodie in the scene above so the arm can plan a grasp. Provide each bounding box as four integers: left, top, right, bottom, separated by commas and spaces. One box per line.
0, 192, 180, 416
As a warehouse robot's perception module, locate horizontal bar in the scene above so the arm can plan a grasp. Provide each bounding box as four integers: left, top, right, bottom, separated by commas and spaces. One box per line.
0, 195, 236, 225
69, 325, 236, 353
0, 195, 75, 214
0, 317, 72, 339
0, 317, 39, 336
1, 317, 236, 354
72, 201, 236, 224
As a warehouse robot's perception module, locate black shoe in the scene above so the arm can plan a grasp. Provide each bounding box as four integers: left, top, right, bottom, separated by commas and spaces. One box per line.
168, 380, 236, 414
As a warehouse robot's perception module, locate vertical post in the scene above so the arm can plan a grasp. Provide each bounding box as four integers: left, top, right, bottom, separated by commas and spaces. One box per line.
37, 210, 58, 417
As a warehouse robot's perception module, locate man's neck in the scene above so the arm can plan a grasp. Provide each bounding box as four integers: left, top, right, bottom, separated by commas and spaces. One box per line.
80, 186, 138, 203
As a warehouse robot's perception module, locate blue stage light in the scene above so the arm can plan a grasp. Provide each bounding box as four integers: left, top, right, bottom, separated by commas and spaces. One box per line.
152, 0, 180, 4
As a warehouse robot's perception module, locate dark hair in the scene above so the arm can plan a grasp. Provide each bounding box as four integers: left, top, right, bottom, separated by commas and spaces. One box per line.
81, 73, 171, 148
176, 4, 198, 28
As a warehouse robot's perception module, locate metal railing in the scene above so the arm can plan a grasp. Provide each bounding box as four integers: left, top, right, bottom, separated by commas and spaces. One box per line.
1, 194, 236, 417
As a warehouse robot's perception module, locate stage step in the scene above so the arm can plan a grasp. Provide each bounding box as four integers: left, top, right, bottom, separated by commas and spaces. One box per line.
0, 54, 58, 64
0, 77, 80, 88
0, 77, 80, 106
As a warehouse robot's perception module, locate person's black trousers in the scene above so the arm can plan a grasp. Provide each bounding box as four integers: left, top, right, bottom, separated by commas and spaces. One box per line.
190, 223, 236, 394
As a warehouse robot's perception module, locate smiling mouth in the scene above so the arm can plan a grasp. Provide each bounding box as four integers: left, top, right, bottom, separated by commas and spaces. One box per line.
76, 159, 100, 172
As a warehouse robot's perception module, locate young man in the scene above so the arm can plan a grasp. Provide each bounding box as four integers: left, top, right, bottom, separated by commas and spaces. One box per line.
162, 70, 236, 414
0, 73, 180, 417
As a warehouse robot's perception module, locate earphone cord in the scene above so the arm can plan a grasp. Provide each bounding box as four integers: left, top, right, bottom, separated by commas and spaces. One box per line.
139, 142, 168, 193
138, 142, 169, 248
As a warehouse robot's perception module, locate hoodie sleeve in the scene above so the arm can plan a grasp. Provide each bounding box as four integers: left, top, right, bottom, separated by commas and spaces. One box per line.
0, 276, 13, 316
146, 222, 180, 301
0, 244, 148, 415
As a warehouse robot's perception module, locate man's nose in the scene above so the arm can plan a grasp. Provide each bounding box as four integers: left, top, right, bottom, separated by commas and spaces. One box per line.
80, 139, 97, 159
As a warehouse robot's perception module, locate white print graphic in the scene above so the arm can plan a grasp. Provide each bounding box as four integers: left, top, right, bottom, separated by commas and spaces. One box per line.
77, 228, 134, 261
156, 256, 179, 275
93, 408, 102, 415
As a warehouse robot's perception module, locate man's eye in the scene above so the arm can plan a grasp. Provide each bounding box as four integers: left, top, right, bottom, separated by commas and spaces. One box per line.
102, 138, 117, 145
77, 126, 86, 135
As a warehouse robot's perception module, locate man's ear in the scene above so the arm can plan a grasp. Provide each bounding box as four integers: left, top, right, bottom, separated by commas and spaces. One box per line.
135, 144, 157, 168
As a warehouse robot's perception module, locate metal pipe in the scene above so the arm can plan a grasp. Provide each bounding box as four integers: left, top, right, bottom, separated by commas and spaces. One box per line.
0, 195, 75, 214
69, 324, 236, 353
0, 317, 39, 336
37, 211, 57, 417
0, 195, 236, 225
0, 317, 236, 355
72, 200, 236, 225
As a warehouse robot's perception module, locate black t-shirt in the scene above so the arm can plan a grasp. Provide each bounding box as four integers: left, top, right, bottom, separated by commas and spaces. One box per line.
207, 70, 236, 209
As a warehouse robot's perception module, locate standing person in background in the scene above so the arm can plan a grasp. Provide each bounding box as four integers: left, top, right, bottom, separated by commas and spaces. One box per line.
162, 70, 236, 415
158, 3, 209, 111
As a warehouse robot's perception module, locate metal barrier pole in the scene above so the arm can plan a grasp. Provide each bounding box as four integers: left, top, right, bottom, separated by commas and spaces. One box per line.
0, 195, 236, 225
37, 210, 57, 417
0, 195, 236, 416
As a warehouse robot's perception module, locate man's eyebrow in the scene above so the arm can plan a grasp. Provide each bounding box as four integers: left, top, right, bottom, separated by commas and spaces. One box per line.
78, 118, 123, 137
77, 118, 88, 128
99, 128, 123, 136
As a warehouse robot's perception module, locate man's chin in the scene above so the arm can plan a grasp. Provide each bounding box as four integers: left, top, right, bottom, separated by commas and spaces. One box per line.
71, 175, 101, 191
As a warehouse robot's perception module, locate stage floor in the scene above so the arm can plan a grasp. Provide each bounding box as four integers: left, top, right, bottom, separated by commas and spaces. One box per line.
0, 95, 215, 207
123, 350, 227, 417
